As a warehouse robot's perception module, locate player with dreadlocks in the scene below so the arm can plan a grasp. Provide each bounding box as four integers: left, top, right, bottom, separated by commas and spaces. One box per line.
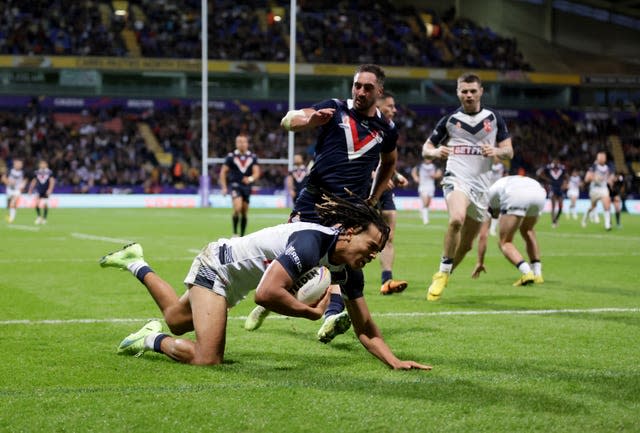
99, 192, 431, 370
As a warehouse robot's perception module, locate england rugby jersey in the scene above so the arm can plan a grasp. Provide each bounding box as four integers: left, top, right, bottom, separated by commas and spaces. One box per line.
6, 167, 25, 194
418, 161, 438, 190
429, 107, 510, 193
297, 98, 397, 207
223, 149, 258, 185
192, 222, 364, 306
588, 162, 612, 191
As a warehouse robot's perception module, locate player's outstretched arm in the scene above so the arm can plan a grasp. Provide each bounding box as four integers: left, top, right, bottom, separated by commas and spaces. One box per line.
345, 297, 432, 371
281, 108, 334, 132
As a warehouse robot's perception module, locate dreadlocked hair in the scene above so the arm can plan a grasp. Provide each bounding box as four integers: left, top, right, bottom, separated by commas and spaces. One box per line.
315, 189, 390, 251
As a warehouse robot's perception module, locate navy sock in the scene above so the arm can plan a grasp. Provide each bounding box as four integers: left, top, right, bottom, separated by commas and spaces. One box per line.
232, 215, 239, 234
153, 334, 170, 353
240, 216, 247, 236
134, 265, 154, 283
325, 293, 344, 317
381, 270, 392, 284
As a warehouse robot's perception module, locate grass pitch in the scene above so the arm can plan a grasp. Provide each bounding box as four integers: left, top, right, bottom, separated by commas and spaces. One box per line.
1, 207, 639, 432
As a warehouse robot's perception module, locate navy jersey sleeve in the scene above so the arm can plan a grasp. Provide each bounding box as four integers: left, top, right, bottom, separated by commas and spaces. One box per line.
275, 229, 334, 282
494, 110, 510, 143
340, 267, 365, 300
380, 119, 398, 154
428, 115, 450, 146
312, 99, 339, 112
223, 153, 234, 167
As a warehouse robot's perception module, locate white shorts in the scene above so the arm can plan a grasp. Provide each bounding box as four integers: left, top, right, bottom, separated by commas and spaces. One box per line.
418, 184, 435, 199
567, 188, 579, 199
183, 242, 247, 308
501, 186, 546, 217
6, 188, 21, 199
441, 176, 488, 222
589, 186, 609, 202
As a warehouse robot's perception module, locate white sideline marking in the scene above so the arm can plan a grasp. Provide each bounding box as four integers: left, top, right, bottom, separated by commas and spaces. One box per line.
1, 307, 638, 326
6, 224, 40, 232
71, 232, 133, 244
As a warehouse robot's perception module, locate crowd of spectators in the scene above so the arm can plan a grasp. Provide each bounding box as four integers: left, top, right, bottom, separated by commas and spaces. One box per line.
0, 0, 531, 71
1, 104, 638, 198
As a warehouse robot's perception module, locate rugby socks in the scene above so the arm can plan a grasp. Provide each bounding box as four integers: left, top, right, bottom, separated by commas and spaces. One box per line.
145, 333, 169, 353
615, 210, 621, 226
381, 270, 392, 284
438, 257, 454, 274
9, 208, 15, 221
127, 262, 154, 283
603, 211, 611, 230
324, 293, 344, 317
36, 207, 41, 217
232, 215, 239, 235
516, 261, 532, 275
240, 216, 247, 236
43, 206, 48, 219
531, 260, 542, 276
421, 208, 429, 224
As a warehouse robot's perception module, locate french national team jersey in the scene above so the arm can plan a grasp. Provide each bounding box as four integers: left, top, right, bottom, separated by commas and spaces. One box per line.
34, 168, 53, 194
188, 222, 364, 307
542, 162, 566, 192
223, 150, 258, 185
429, 107, 510, 193
299, 98, 398, 204
289, 164, 309, 197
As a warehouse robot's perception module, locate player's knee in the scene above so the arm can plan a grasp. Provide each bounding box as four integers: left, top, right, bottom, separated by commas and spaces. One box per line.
191, 347, 223, 365
448, 215, 465, 231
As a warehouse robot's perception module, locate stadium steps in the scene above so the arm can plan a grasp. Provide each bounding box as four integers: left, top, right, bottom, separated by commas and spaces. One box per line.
98, 3, 112, 26
137, 122, 173, 167
608, 135, 629, 174
121, 29, 141, 57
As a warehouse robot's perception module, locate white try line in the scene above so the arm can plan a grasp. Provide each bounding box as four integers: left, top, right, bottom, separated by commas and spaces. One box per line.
1, 307, 638, 326
71, 232, 133, 244
6, 224, 40, 232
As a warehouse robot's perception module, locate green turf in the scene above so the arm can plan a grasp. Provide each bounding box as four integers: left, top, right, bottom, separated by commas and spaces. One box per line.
1, 207, 639, 432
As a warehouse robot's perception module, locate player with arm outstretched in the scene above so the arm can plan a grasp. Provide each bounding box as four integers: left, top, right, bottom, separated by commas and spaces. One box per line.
101, 192, 431, 370
246, 64, 399, 343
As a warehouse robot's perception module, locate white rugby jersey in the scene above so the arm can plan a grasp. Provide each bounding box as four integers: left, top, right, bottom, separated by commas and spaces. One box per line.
418, 162, 438, 189
489, 161, 505, 184
588, 163, 612, 190
429, 107, 510, 193
191, 222, 354, 306
6, 167, 25, 194
568, 174, 581, 192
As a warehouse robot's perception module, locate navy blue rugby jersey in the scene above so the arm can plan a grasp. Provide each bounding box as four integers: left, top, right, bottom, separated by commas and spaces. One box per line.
542, 162, 566, 193
34, 168, 54, 194
223, 149, 259, 185
304, 98, 398, 199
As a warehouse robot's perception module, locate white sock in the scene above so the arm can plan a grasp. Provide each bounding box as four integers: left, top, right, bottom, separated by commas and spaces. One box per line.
517, 262, 532, 274
532, 262, 542, 276
9, 208, 16, 220
604, 212, 611, 229
582, 210, 590, 223
439, 262, 453, 274
144, 332, 161, 350
127, 261, 149, 275
422, 208, 429, 223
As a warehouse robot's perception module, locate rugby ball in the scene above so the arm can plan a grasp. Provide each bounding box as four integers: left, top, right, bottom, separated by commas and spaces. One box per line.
293, 266, 331, 304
